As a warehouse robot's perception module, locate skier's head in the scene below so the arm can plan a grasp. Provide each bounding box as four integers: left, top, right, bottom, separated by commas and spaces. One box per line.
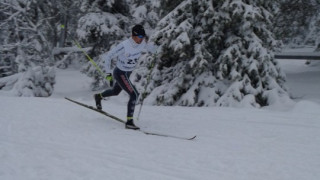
132, 24, 145, 44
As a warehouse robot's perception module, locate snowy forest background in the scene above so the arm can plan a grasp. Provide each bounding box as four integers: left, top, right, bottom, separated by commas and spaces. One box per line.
1, 0, 320, 107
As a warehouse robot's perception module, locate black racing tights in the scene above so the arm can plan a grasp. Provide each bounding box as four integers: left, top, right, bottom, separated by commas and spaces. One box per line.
100, 67, 139, 119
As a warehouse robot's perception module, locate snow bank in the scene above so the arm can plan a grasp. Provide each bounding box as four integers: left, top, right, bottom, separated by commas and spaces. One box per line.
292, 100, 320, 114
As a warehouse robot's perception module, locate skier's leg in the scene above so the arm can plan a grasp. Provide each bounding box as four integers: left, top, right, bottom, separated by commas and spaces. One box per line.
94, 68, 122, 110
114, 70, 140, 129
94, 83, 122, 110
120, 72, 139, 117
100, 82, 122, 97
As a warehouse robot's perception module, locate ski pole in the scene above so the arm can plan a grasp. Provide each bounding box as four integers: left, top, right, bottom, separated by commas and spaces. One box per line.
73, 40, 114, 86
136, 53, 157, 121
60, 24, 106, 77
73, 41, 105, 76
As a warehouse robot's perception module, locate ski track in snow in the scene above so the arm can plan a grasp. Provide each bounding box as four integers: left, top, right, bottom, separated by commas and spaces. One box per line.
1, 61, 320, 180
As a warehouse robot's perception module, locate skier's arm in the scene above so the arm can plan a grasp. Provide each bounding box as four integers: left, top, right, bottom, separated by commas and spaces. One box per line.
102, 43, 125, 74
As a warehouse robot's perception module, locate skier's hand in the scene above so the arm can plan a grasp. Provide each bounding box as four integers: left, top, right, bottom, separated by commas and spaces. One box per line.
105, 73, 113, 87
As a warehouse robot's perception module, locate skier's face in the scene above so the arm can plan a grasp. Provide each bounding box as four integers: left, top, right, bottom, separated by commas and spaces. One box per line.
132, 35, 144, 44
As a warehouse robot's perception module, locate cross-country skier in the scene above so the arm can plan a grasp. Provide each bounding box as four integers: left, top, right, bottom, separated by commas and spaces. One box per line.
94, 24, 158, 130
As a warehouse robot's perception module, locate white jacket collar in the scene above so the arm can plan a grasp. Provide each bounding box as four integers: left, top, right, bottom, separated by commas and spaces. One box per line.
129, 38, 139, 48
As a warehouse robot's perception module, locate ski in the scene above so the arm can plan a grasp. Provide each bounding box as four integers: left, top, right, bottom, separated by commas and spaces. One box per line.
141, 131, 197, 140
65, 97, 196, 140
65, 97, 126, 123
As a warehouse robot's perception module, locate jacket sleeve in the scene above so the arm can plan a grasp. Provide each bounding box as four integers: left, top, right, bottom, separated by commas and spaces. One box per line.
102, 43, 125, 74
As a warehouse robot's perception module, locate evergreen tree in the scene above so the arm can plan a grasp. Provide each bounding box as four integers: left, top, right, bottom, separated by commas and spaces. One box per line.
304, 3, 320, 47
313, 13, 320, 50
135, 0, 289, 107
0, 0, 56, 96
159, 0, 185, 17
215, 0, 287, 107
13, 66, 55, 97
274, 0, 319, 46
134, 0, 222, 106
129, 0, 160, 28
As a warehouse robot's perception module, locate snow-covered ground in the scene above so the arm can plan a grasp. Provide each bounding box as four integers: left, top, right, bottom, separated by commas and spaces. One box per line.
280, 59, 320, 104
1, 60, 320, 180
280, 47, 320, 104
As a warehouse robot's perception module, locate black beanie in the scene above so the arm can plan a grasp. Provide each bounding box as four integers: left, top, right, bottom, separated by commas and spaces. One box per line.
132, 24, 146, 36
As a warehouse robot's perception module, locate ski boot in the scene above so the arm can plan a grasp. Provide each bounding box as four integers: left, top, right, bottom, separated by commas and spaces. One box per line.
94, 94, 102, 110
125, 118, 140, 130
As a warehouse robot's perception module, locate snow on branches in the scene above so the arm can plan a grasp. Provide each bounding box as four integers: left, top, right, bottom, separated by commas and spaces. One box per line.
135, 0, 290, 107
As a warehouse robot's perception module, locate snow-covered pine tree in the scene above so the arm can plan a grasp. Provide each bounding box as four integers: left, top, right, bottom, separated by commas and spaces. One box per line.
12, 66, 55, 97
302, 1, 320, 47
305, 9, 320, 66
0, 1, 19, 78
274, 0, 319, 46
51, 1, 89, 69
135, 0, 222, 106
0, 51, 15, 78
129, 0, 160, 29
313, 12, 320, 51
0, 0, 55, 96
137, 0, 289, 107
215, 0, 288, 107
159, 0, 185, 17
0, 1, 15, 78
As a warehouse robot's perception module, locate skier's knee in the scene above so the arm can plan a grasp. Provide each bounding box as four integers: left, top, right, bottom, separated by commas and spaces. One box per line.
112, 88, 121, 95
